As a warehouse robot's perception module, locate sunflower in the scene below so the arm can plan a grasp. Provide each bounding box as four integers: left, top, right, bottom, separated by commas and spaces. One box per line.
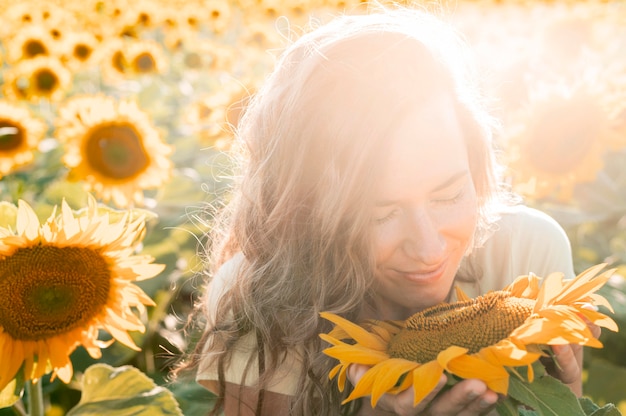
2, 56, 72, 103
320, 264, 618, 407
505, 86, 626, 201
5, 25, 57, 64
55, 94, 173, 208
204, 0, 233, 35
97, 38, 129, 83
184, 83, 252, 149
0, 101, 47, 178
60, 30, 100, 71
0, 2, 73, 41
125, 39, 168, 76
0, 195, 164, 392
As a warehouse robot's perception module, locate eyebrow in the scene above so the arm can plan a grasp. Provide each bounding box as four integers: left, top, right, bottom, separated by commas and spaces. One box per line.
374, 170, 469, 207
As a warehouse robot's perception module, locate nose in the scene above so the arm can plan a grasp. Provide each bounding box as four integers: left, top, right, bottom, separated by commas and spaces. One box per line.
402, 206, 446, 265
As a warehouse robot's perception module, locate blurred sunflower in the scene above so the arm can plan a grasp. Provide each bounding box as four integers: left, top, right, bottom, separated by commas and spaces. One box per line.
204, 0, 233, 35
5, 25, 58, 64
185, 83, 252, 149
125, 39, 168, 76
61, 30, 100, 71
0, 2, 72, 41
0, 195, 164, 392
321, 265, 618, 407
0, 100, 47, 177
2, 56, 72, 102
55, 95, 173, 208
506, 86, 626, 201
98, 38, 129, 83
180, 39, 235, 73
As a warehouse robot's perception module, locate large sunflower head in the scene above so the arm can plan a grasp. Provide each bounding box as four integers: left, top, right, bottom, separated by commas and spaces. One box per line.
55, 94, 173, 208
0, 100, 47, 177
2, 56, 72, 103
0, 195, 164, 392
505, 84, 626, 201
320, 265, 618, 407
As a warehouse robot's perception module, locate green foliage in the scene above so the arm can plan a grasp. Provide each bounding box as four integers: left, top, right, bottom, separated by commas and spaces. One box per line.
66, 364, 182, 416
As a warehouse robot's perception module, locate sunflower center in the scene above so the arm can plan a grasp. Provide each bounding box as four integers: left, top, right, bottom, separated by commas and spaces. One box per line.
24, 40, 47, 58
85, 123, 150, 180
387, 291, 534, 363
0, 121, 24, 151
35, 68, 59, 92
0, 245, 111, 340
74, 44, 93, 60
135, 53, 156, 73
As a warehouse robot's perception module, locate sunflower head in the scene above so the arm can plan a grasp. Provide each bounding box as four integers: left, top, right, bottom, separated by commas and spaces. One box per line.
321, 266, 618, 407
126, 39, 168, 76
506, 85, 625, 201
0, 195, 164, 392
55, 94, 173, 208
2, 56, 72, 102
388, 291, 535, 363
0, 100, 47, 177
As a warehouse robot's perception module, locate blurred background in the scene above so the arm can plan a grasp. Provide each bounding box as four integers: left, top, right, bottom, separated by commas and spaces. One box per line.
0, 0, 624, 414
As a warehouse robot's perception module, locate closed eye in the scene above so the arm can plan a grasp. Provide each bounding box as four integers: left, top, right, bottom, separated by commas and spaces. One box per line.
432, 187, 465, 204
374, 209, 399, 224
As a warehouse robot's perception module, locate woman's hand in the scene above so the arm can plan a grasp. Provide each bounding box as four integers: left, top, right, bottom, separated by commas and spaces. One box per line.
543, 321, 601, 397
348, 364, 499, 416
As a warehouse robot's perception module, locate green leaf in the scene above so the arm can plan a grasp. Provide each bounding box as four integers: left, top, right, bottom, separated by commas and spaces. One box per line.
496, 397, 526, 416
580, 397, 601, 415
67, 364, 182, 416
507, 373, 586, 416
0, 373, 23, 409
589, 403, 623, 416
167, 379, 219, 416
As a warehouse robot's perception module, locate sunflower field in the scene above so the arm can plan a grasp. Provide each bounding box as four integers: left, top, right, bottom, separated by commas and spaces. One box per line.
0, 0, 625, 415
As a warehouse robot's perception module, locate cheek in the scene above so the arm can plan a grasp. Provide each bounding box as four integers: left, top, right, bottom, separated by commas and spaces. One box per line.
444, 190, 478, 248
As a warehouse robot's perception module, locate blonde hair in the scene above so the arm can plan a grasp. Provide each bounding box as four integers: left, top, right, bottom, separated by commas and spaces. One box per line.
180, 6, 503, 415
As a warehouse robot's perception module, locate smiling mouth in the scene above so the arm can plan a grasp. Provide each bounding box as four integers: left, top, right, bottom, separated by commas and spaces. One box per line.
395, 260, 447, 282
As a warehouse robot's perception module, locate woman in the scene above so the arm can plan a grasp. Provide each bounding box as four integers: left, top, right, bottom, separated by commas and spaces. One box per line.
181, 7, 582, 416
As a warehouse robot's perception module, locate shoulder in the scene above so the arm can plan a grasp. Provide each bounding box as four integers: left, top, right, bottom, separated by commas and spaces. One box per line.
204, 252, 246, 324
493, 205, 569, 240
459, 205, 574, 295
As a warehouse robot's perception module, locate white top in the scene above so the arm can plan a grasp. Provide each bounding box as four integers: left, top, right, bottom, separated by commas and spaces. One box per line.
196, 205, 574, 395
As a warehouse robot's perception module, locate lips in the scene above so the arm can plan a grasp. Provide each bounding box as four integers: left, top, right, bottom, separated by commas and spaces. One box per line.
394, 259, 448, 284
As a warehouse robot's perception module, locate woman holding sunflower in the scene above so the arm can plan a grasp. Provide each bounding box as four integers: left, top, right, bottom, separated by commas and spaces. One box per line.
177, 6, 602, 416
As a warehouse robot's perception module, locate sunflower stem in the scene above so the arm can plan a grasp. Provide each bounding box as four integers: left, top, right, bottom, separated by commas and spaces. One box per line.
26, 379, 44, 416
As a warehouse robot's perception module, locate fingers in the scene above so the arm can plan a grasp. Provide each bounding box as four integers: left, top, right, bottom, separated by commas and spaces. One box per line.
424, 379, 498, 416
543, 344, 583, 397
348, 364, 497, 416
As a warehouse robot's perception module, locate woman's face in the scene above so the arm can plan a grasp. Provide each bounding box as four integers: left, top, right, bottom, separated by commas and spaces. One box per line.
370, 94, 478, 320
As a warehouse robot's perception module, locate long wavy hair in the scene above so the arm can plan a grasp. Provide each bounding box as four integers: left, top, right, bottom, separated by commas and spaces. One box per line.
177, 6, 504, 416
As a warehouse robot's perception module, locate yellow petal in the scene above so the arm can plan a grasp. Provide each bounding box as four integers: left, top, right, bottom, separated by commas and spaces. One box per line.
576, 307, 618, 332
534, 271, 565, 312
320, 312, 388, 351
412, 360, 445, 405
322, 342, 389, 366
444, 353, 510, 394
17, 199, 40, 240
555, 267, 614, 306
370, 358, 419, 406
479, 340, 541, 367
455, 286, 471, 302
436, 345, 468, 367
